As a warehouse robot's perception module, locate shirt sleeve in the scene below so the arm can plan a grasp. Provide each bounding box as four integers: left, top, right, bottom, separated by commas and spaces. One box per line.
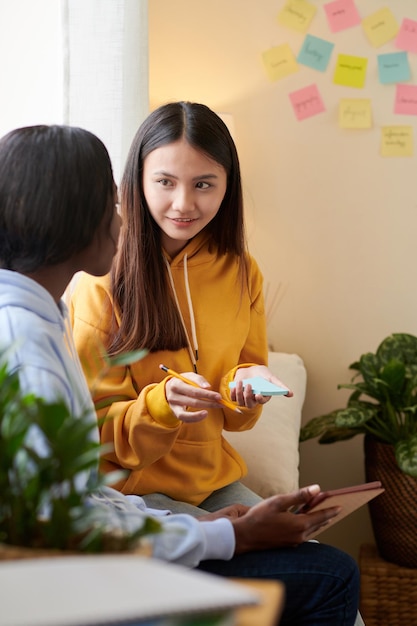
152, 517, 235, 567
87, 487, 235, 568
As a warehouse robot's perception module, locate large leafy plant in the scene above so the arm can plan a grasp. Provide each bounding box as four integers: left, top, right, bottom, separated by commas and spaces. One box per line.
0, 349, 161, 552
300, 333, 417, 478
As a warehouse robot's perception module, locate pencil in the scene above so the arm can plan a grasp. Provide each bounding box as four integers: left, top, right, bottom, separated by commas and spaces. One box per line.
159, 364, 243, 414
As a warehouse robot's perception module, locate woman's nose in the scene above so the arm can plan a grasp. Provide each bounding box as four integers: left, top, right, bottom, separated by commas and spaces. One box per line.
172, 187, 195, 213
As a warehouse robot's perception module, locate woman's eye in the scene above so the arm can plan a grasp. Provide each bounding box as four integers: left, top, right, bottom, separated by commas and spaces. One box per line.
157, 178, 172, 187
196, 181, 210, 189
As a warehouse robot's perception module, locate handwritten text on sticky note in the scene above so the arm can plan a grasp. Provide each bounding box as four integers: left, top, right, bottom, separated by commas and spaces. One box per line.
339, 99, 372, 129
262, 44, 298, 82
333, 54, 367, 88
378, 51, 410, 85
289, 84, 326, 121
394, 84, 417, 116
277, 0, 317, 33
380, 126, 413, 157
324, 0, 361, 33
396, 18, 417, 54
362, 7, 399, 48
297, 34, 334, 72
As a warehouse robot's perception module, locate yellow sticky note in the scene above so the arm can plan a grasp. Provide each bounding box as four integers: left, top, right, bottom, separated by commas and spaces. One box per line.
380, 126, 413, 157
333, 54, 368, 88
362, 7, 399, 48
277, 0, 317, 34
339, 99, 372, 129
262, 44, 299, 82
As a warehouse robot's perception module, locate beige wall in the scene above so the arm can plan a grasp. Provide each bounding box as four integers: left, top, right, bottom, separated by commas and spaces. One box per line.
149, 0, 417, 561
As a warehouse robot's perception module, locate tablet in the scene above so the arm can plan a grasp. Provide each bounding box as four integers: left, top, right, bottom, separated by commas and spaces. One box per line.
293, 481, 384, 538
229, 376, 289, 396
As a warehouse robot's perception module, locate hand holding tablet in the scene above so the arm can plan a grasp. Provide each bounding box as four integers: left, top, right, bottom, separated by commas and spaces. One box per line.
293, 481, 384, 538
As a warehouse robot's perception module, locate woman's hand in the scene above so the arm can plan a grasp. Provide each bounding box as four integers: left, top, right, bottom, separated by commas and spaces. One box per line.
165, 371, 225, 423
230, 364, 293, 409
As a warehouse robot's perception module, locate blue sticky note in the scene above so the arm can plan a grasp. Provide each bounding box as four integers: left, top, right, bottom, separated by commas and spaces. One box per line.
229, 377, 288, 396
297, 34, 335, 72
378, 51, 410, 85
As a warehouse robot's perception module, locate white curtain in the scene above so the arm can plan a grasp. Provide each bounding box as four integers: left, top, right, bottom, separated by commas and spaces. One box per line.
0, 1, 148, 181
62, 0, 149, 182
0, 0, 64, 137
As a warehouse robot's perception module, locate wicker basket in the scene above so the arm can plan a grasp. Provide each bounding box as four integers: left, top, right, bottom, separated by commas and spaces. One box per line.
364, 435, 417, 568
359, 543, 417, 626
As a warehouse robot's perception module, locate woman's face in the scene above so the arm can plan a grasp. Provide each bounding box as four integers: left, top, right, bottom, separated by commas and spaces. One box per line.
142, 138, 227, 257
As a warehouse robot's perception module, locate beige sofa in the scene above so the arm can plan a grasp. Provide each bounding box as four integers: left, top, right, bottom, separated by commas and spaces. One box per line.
224, 351, 307, 497
225, 352, 365, 626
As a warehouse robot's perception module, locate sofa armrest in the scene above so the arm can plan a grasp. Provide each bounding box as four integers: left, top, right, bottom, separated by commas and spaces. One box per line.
223, 352, 307, 497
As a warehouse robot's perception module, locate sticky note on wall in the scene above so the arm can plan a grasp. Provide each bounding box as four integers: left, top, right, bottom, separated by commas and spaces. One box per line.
394, 84, 417, 116
262, 44, 298, 81
324, 0, 361, 34
297, 34, 335, 72
289, 84, 326, 121
362, 7, 399, 48
380, 126, 413, 157
277, 0, 317, 33
396, 18, 417, 54
333, 54, 368, 88
339, 99, 372, 129
378, 51, 410, 85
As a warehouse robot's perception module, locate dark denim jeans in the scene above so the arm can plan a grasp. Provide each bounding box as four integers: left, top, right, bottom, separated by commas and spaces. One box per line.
198, 540, 360, 626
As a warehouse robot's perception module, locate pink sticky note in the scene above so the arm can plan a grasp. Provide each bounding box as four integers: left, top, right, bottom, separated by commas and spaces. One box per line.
396, 18, 417, 54
289, 84, 326, 121
324, 0, 361, 33
394, 84, 417, 116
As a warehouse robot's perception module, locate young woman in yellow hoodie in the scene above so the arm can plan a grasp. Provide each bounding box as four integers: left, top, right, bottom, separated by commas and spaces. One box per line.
70, 101, 291, 515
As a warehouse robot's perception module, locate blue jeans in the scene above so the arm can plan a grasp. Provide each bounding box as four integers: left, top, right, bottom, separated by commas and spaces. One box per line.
141, 481, 263, 516
198, 540, 360, 626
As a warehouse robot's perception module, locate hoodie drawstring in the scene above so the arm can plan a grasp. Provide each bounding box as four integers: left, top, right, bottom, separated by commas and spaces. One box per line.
164, 254, 199, 372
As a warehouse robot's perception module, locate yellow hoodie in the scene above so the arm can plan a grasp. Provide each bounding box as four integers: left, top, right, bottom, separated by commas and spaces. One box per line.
70, 234, 268, 505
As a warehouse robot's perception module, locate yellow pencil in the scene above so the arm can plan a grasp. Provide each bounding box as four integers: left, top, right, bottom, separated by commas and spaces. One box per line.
159, 364, 243, 414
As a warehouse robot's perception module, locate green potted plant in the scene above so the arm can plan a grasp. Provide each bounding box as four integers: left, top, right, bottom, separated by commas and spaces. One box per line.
299, 332, 417, 567
0, 349, 160, 559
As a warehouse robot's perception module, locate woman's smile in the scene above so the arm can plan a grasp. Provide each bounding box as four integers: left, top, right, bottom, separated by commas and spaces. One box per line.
143, 138, 227, 257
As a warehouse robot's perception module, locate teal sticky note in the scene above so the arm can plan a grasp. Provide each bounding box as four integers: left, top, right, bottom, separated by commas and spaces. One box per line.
229, 377, 288, 396
378, 51, 410, 84
297, 34, 335, 72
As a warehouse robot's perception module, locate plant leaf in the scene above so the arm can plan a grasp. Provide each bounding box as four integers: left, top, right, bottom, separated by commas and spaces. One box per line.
395, 435, 417, 478
105, 349, 149, 368
319, 428, 359, 443
377, 333, 417, 367
299, 411, 339, 441
335, 405, 378, 428
358, 353, 384, 401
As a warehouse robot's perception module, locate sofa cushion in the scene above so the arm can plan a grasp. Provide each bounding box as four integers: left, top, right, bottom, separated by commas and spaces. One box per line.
223, 352, 307, 497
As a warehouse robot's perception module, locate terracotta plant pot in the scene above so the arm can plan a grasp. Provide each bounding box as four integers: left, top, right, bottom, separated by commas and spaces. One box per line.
364, 434, 417, 568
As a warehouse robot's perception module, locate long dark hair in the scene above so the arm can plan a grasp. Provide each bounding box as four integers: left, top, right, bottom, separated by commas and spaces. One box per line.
109, 101, 247, 355
0, 125, 114, 273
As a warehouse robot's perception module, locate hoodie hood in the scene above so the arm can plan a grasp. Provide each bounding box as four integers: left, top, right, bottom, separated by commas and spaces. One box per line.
0, 269, 65, 328
163, 231, 213, 267
0, 268, 94, 424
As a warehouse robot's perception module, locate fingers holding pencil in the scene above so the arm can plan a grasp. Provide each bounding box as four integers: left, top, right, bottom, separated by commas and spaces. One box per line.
159, 364, 243, 423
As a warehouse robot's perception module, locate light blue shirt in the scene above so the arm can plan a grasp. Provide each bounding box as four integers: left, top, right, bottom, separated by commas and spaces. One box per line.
0, 269, 234, 567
